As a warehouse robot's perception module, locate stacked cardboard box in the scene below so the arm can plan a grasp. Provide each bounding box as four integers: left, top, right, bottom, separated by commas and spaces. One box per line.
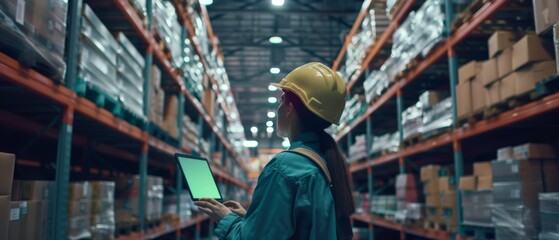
370, 195, 397, 216
79, 4, 120, 99
202, 88, 216, 120
10, 180, 55, 240
153, 0, 182, 68
117, 33, 145, 118
421, 164, 457, 231
460, 162, 494, 227
491, 143, 558, 239
90, 181, 115, 240
68, 182, 93, 240
162, 95, 180, 138
396, 174, 419, 211
115, 175, 163, 223
456, 61, 484, 119
539, 193, 559, 239
149, 65, 165, 128
182, 115, 200, 151
1, 153, 15, 239
348, 134, 367, 163
0, 0, 68, 81
532, 0, 559, 34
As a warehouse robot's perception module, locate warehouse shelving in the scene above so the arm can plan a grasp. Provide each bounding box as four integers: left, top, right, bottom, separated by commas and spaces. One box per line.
0, 0, 249, 239
334, 0, 559, 239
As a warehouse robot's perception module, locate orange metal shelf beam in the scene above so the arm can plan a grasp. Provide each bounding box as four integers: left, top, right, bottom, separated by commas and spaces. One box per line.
331, 0, 373, 72
336, 0, 509, 142
352, 214, 451, 240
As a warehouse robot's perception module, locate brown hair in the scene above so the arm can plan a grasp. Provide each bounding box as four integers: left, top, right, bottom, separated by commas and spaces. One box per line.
285, 91, 355, 218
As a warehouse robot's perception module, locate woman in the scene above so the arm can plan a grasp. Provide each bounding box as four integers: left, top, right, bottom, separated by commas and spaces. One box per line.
195, 62, 355, 239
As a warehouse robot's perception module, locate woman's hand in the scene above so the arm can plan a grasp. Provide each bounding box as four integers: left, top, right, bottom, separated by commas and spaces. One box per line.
194, 198, 232, 222
223, 200, 247, 217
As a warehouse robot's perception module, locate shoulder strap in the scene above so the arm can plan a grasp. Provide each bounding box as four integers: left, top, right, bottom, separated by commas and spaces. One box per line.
284, 148, 332, 187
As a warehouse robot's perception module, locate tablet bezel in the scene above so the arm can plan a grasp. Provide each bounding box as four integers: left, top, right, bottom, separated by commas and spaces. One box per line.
174, 153, 223, 202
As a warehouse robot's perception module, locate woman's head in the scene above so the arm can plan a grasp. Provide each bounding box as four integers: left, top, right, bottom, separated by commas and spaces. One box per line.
273, 62, 347, 138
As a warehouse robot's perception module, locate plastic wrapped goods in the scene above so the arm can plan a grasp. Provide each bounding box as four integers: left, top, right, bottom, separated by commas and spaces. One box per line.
402, 103, 423, 140
420, 97, 452, 136
348, 134, 367, 163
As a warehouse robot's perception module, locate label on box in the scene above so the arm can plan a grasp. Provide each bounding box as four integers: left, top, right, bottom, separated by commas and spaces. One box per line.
511, 189, 520, 198
10, 208, 20, 220
82, 184, 87, 197
20, 201, 27, 215
511, 165, 519, 173
16, 0, 25, 25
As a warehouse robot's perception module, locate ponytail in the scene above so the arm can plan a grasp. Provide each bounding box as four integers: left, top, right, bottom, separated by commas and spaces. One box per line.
285, 91, 355, 218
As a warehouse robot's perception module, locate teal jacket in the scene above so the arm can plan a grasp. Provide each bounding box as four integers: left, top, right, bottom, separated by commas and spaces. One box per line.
215, 132, 337, 239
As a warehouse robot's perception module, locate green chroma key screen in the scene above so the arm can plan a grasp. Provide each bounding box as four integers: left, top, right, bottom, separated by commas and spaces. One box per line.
176, 154, 222, 200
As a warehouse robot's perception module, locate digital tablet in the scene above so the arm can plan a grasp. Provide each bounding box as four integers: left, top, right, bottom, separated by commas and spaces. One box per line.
175, 153, 223, 202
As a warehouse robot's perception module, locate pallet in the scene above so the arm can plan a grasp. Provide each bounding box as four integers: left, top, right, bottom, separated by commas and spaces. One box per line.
458, 108, 485, 126
121, 106, 148, 130
421, 127, 451, 141
115, 219, 140, 237
75, 77, 123, 116
424, 221, 457, 233
484, 75, 559, 119
463, 224, 495, 240
451, 0, 489, 32
403, 133, 422, 147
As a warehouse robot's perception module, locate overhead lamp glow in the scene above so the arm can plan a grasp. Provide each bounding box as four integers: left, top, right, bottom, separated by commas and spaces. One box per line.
271, 0, 284, 6
268, 85, 278, 91
243, 140, 258, 148
269, 36, 283, 44
250, 126, 258, 134
200, 0, 213, 5
268, 97, 277, 103
266, 127, 274, 133
266, 121, 273, 127
267, 111, 276, 118
270, 67, 281, 74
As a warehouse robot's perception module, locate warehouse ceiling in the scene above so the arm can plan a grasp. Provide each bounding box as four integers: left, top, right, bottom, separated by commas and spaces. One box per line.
207, 0, 383, 148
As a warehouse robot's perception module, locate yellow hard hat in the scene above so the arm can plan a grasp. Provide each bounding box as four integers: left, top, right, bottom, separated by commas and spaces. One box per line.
271, 62, 347, 125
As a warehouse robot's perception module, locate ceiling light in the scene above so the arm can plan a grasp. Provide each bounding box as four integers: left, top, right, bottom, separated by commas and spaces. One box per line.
231, 113, 237, 119
271, 0, 284, 6
200, 0, 213, 5
270, 67, 280, 74
269, 36, 283, 44
267, 111, 276, 118
268, 97, 277, 103
266, 127, 274, 133
243, 140, 258, 148
227, 96, 233, 103
250, 126, 258, 134
268, 85, 278, 91
266, 121, 273, 127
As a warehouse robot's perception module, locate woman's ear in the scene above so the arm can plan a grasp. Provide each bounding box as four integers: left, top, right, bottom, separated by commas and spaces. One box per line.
286, 102, 295, 118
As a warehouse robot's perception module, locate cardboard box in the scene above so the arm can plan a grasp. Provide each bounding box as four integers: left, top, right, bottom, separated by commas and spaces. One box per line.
514, 61, 557, 95
202, 88, 215, 117
493, 181, 542, 209
424, 181, 440, 194
8, 201, 26, 240
491, 159, 542, 183
396, 174, 417, 189
513, 143, 557, 160
500, 73, 516, 100
459, 61, 482, 83
497, 147, 513, 161
485, 81, 501, 107
0, 153, 15, 196
69, 182, 92, 200
477, 176, 493, 190
421, 165, 441, 181
426, 194, 440, 207
441, 207, 458, 226
474, 162, 492, 177
533, 0, 559, 34
471, 78, 486, 113
17, 181, 54, 201
459, 176, 477, 191
456, 82, 472, 119
441, 190, 457, 208
68, 200, 92, 217
438, 177, 456, 192
426, 207, 442, 222
480, 59, 499, 86
496, 47, 513, 78
21, 201, 46, 240
0, 196, 9, 240
512, 34, 553, 71
488, 31, 517, 58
